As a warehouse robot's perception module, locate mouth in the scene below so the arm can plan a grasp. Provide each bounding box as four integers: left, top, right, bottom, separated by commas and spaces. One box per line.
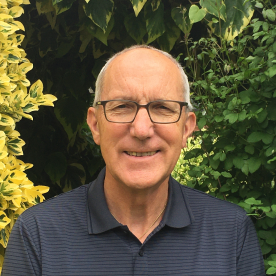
125, 151, 159, 157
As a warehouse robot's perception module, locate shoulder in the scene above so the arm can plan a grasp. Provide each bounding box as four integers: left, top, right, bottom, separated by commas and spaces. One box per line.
19, 184, 90, 225
173, 178, 247, 221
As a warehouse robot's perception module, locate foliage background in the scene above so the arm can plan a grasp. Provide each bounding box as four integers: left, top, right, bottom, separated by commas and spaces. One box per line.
2, 0, 275, 274
172, 1, 276, 274
16, 0, 254, 198
0, 0, 56, 270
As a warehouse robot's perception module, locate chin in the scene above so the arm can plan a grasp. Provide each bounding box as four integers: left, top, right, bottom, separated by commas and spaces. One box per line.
122, 174, 169, 191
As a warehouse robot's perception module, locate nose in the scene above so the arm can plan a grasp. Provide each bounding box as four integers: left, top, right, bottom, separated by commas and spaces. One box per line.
130, 106, 154, 140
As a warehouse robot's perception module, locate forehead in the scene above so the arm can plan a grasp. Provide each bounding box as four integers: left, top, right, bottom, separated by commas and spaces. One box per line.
101, 49, 184, 101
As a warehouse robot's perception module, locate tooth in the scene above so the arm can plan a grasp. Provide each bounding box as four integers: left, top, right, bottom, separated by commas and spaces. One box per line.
127, 151, 157, 156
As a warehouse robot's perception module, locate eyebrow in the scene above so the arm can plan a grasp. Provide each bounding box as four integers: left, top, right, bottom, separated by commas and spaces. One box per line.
106, 97, 173, 102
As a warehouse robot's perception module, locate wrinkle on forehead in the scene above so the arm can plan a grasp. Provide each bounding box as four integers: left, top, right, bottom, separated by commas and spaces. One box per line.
102, 48, 183, 101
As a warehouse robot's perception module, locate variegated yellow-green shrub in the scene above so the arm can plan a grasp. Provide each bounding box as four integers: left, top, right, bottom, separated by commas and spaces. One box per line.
0, 0, 57, 271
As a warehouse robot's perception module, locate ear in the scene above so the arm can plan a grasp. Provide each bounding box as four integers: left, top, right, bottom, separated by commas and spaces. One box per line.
181, 112, 196, 148
87, 107, 101, 145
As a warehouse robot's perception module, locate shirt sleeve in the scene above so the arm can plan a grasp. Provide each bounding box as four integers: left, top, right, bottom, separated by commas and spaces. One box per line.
236, 214, 265, 276
2, 216, 41, 276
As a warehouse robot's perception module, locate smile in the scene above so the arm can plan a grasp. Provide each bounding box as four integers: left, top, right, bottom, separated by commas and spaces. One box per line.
126, 151, 158, 157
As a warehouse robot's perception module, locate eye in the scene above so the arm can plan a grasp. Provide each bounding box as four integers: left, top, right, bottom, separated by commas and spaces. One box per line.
113, 103, 133, 110
106, 101, 136, 113
151, 102, 174, 112
116, 104, 129, 109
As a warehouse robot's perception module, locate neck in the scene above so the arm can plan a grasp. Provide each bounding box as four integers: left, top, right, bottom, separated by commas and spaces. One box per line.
104, 173, 169, 243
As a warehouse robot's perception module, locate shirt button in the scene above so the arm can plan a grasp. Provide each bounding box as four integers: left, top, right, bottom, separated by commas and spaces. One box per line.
139, 250, 144, 256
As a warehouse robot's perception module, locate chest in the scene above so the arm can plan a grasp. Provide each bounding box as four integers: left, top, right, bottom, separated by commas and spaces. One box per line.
39, 228, 237, 276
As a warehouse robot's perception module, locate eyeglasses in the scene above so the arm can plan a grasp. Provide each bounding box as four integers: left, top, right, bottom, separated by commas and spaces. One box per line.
96, 100, 188, 124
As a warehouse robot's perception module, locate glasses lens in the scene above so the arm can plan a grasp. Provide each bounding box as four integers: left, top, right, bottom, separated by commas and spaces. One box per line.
105, 100, 137, 122
149, 101, 181, 123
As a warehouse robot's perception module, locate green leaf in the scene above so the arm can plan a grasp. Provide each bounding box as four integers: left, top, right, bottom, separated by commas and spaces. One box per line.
266, 9, 276, 22
210, 170, 220, 180
266, 238, 276, 246
233, 156, 244, 169
225, 113, 238, 123
266, 217, 276, 228
247, 132, 263, 143
130, 0, 148, 17
220, 152, 226, 161
86, 16, 114, 45
171, 6, 192, 35
200, 0, 226, 21
265, 147, 275, 157
144, 2, 165, 44
0, 229, 8, 247
241, 160, 249, 175
238, 202, 252, 213
124, 13, 146, 44
83, 0, 114, 32
268, 155, 276, 164
238, 110, 246, 121
214, 115, 224, 122
220, 184, 231, 192
209, 0, 254, 40
267, 267, 276, 275
255, 2, 263, 9
44, 152, 67, 182
245, 197, 262, 205
151, 0, 160, 11
248, 157, 262, 173
7, 54, 20, 63
59, 163, 86, 192
267, 101, 276, 120
189, 5, 207, 24
54, 97, 88, 140
259, 206, 271, 212
261, 242, 272, 255
266, 212, 276, 218
266, 65, 276, 78
245, 145, 254, 154
157, 12, 181, 52
221, 171, 232, 178
52, 0, 76, 15
259, 230, 274, 240
210, 158, 220, 169
224, 144, 235, 152
56, 36, 76, 58
257, 109, 267, 123
197, 117, 206, 129
262, 133, 274, 144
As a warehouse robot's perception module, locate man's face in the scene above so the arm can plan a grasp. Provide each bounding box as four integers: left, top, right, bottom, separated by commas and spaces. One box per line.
87, 49, 196, 191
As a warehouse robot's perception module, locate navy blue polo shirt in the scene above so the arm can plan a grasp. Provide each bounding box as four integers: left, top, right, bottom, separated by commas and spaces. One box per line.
2, 168, 265, 275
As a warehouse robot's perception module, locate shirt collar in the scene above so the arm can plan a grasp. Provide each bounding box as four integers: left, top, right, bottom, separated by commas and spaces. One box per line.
87, 167, 194, 234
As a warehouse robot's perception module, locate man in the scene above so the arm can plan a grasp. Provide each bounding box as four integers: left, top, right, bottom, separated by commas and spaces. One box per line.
2, 46, 265, 275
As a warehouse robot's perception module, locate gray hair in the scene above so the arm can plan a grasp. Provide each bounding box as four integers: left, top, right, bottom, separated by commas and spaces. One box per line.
93, 45, 193, 111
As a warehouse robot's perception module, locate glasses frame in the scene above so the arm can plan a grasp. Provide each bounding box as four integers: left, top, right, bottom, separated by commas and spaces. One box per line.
96, 100, 188, 124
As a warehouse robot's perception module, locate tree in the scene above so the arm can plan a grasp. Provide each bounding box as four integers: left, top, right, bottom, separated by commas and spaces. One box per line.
16, 0, 254, 198
173, 1, 276, 273
0, 0, 56, 270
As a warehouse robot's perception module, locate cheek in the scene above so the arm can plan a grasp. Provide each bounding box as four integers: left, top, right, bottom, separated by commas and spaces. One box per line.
158, 125, 184, 149
99, 124, 129, 150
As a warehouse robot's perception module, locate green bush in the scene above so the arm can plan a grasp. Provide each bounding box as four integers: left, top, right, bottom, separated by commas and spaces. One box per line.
0, 0, 56, 270
174, 1, 276, 274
